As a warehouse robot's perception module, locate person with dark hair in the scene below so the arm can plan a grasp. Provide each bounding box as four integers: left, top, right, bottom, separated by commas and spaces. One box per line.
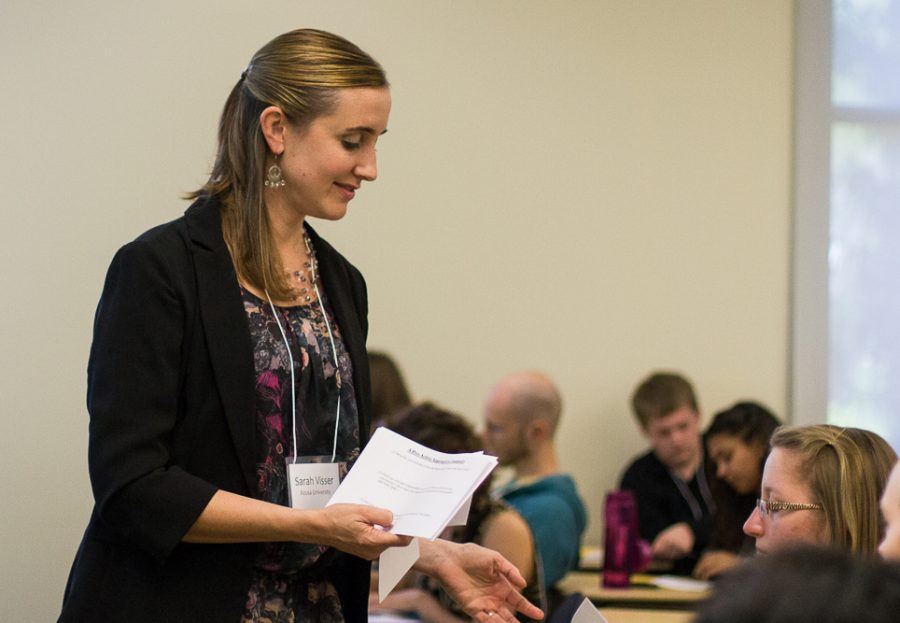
693, 401, 780, 579
693, 546, 900, 623
59, 28, 541, 623
370, 402, 542, 622
368, 350, 412, 422
618, 371, 714, 575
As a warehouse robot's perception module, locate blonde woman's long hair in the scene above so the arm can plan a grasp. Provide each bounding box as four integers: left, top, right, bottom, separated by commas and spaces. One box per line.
770, 424, 896, 555
187, 29, 388, 300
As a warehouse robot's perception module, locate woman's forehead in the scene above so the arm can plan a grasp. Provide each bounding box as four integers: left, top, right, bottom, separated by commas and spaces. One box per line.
762, 448, 807, 493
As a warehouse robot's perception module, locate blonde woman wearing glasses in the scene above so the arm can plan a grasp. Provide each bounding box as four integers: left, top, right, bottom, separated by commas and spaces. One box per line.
880, 460, 900, 560
743, 424, 896, 555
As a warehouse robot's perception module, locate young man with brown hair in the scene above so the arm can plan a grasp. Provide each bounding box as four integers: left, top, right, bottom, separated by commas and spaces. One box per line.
619, 371, 714, 575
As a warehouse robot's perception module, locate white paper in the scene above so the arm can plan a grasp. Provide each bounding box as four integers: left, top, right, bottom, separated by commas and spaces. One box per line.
446, 452, 482, 526
650, 575, 711, 592
328, 427, 497, 539
572, 598, 609, 623
447, 494, 472, 526
378, 537, 420, 602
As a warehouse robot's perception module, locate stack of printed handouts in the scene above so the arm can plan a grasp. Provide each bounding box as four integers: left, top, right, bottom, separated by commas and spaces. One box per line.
327, 426, 498, 599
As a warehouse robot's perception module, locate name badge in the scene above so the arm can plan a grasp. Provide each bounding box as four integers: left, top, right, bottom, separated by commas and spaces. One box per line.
286, 460, 341, 510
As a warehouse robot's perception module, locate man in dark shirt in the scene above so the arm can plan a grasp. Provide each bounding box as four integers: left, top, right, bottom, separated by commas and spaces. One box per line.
619, 372, 714, 575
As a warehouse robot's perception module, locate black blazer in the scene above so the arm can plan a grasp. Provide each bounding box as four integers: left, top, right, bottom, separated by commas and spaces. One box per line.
60, 196, 373, 622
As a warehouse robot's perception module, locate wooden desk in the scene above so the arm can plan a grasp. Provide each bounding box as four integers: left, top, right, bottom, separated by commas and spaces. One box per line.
578, 546, 673, 574
599, 607, 694, 623
559, 571, 710, 610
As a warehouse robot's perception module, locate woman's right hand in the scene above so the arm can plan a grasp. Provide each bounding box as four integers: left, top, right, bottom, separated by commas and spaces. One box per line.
313, 503, 412, 560
651, 522, 695, 560
693, 549, 739, 580
185, 491, 410, 559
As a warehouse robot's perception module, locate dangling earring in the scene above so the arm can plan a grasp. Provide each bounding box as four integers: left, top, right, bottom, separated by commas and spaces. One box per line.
265, 154, 285, 188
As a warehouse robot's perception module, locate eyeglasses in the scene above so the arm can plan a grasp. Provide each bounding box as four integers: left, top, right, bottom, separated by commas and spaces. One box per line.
756, 498, 823, 517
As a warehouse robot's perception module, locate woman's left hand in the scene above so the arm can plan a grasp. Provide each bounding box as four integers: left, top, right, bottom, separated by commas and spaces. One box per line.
415, 539, 544, 622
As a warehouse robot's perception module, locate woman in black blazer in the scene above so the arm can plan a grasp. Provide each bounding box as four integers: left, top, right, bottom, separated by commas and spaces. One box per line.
60, 29, 541, 623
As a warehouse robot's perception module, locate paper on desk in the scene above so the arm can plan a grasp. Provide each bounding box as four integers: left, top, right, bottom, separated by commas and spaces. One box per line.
650, 575, 711, 592
328, 427, 497, 539
378, 537, 420, 602
572, 597, 609, 623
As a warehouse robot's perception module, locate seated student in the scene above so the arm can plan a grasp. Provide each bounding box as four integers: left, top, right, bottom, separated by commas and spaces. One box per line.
743, 424, 896, 555
368, 350, 412, 422
880, 459, 900, 560
481, 371, 588, 597
693, 401, 780, 579
693, 546, 900, 623
619, 372, 714, 575
369, 402, 543, 622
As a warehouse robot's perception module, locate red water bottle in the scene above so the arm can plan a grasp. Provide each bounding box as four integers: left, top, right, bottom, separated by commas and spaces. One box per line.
602, 490, 638, 588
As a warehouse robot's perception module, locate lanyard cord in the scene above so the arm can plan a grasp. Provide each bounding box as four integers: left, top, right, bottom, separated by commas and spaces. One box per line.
668, 451, 716, 521
264, 232, 341, 464
697, 458, 715, 514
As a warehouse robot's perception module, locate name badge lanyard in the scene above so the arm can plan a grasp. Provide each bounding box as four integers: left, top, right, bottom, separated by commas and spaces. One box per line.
668, 450, 716, 521
264, 237, 341, 464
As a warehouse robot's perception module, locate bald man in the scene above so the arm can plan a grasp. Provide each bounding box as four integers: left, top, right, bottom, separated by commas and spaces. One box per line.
482, 371, 588, 592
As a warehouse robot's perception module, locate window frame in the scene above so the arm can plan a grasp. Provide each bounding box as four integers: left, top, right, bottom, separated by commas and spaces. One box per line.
791, 0, 832, 425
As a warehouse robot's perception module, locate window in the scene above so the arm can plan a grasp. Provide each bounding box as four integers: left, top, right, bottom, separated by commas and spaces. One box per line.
793, 0, 900, 451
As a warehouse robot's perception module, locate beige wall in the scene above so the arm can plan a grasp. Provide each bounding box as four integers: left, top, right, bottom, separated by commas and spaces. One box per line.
0, 1, 793, 618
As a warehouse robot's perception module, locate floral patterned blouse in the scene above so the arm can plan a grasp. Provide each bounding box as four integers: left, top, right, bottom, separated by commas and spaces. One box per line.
239, 286, 361, 623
